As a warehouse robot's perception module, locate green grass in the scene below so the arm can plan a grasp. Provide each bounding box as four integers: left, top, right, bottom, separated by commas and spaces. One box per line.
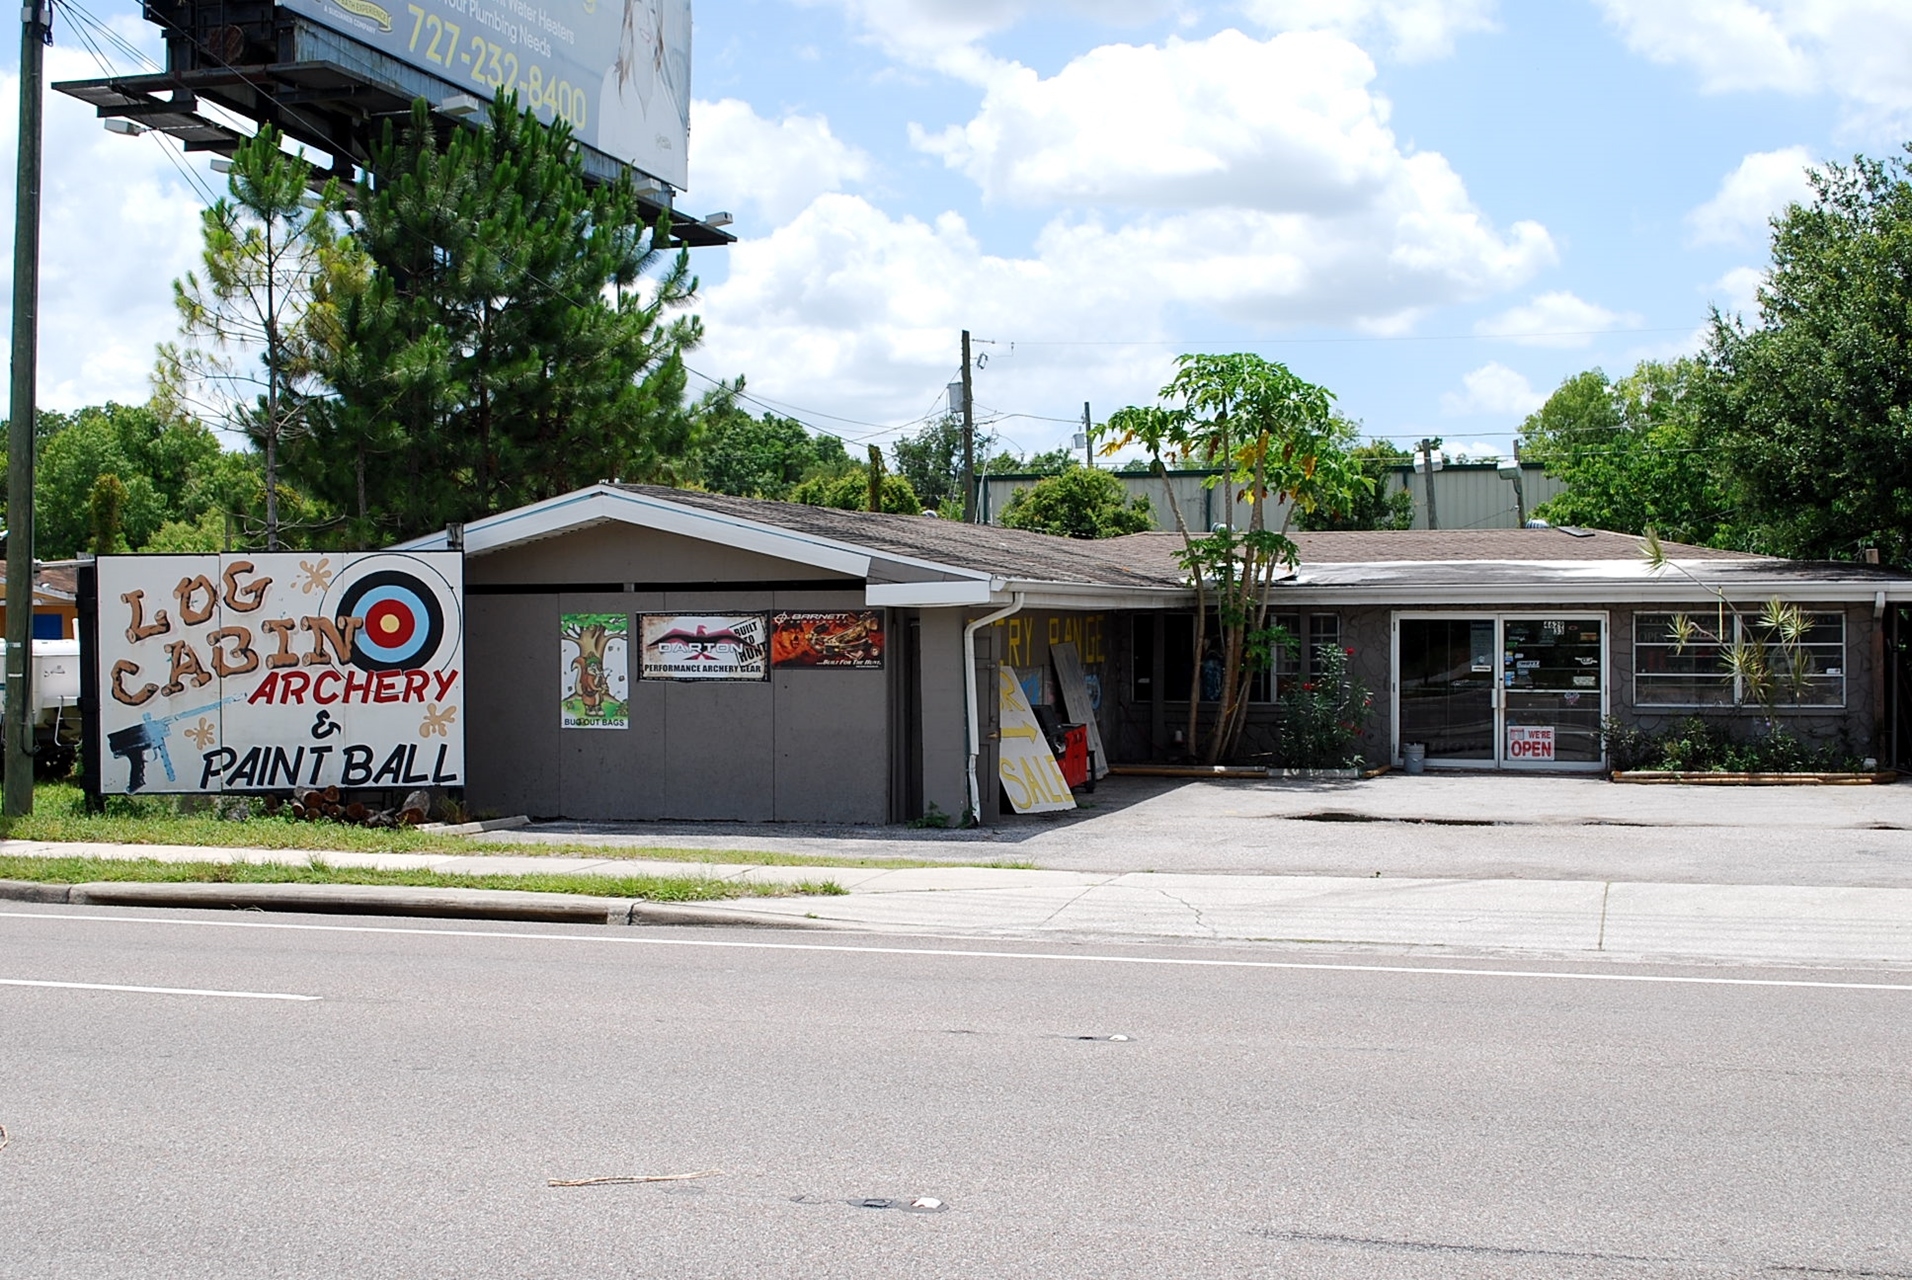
0, 784, 1031, 871
0, 853, 846, 901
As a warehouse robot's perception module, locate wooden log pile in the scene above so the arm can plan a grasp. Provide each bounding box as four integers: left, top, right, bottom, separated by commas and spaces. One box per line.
287, 787, 434, 827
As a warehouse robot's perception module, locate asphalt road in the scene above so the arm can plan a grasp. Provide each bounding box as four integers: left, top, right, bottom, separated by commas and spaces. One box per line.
3, 906, 1910, 1279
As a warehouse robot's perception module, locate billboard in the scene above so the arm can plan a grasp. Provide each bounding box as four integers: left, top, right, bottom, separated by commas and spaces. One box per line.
279, 0, 692, 189
95, 553, 464, 795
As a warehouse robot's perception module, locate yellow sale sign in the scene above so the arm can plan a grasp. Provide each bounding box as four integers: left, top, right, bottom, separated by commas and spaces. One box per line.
997, 666, 1075, 815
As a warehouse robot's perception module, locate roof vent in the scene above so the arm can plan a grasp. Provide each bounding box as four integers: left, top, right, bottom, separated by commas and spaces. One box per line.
1555, 525, 1596, 539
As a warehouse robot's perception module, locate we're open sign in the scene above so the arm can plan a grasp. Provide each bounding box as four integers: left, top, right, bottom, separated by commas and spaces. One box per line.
1506, 725, 1556, 762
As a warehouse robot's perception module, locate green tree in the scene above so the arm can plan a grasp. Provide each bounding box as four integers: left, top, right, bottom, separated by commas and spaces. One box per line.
892, 415, 1003, 510
1104, 354, 1365, 763
1519, 360, 1736, 546
1016, 448, 1077, 476
790, 466, 922, 513
1703, 148, 1912, 564
999, 465, 1154, 538
158, 125, 353, 549
691, 385, 847, 499
21, 403, 231, 558
88, 474, 129, 555
314, 95, 701, 542
1296, 430, 1414, 531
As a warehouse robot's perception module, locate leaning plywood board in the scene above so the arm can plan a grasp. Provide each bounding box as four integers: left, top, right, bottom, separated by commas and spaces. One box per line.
1050, 642, 1110, 779
998, 667, 1076, 813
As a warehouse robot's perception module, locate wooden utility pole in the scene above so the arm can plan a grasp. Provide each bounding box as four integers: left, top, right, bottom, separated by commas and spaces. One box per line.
5, 0, 48, 815
960, 330, 976, 523
1416, 437, 1441, 531
1082, 402, 1093, 468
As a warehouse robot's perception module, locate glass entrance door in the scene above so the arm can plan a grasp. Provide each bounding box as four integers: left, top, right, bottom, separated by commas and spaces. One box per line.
1396, 614, 1608, 770
1398, 618, 1498, 762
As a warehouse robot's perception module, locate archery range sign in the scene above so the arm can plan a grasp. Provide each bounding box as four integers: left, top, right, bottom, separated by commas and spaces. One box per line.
93, 552, 465, 795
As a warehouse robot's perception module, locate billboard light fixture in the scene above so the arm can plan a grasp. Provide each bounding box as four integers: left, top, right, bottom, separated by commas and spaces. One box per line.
440, 93, 484, 118
706, 211, 733, 228
103, 118, 147, 137
209, 156, 233, 173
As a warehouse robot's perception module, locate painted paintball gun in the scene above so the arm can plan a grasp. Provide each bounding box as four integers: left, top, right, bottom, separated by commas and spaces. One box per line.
107, 698, 231, 793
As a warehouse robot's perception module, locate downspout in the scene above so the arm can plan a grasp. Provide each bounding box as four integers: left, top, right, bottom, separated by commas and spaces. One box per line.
964, 592, 1026, 826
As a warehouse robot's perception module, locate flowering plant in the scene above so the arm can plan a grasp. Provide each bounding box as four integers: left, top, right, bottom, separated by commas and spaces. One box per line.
1277, 643, 1374, 769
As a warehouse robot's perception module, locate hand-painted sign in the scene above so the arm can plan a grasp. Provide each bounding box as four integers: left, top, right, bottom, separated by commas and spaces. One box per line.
95, 553, 464, 794
997, 666, 1075, 814
1507, 724, 1556, 762
770, 611, 884, 670
639, 614, 768, 681
561, 613, 630, 728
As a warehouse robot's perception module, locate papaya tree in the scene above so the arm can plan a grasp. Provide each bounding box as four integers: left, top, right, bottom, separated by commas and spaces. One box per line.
1104, 354, 1367, 763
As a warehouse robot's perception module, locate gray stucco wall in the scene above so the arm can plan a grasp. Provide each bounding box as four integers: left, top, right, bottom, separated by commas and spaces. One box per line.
461, 523, 892, 823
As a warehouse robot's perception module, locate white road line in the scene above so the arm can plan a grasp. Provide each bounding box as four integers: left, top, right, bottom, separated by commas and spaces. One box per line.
0, 977, 321, 1002
4, 910, 1910, 993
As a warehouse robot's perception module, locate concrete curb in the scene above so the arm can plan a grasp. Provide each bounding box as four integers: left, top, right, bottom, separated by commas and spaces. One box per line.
0, 879, 826, 928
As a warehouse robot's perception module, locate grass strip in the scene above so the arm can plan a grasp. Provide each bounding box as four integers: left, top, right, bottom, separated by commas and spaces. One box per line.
0, 784, 1033, 872
0, 854, 846, 902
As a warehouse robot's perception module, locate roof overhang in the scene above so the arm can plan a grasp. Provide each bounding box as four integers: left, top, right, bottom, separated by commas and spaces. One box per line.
400, 485, 999, 603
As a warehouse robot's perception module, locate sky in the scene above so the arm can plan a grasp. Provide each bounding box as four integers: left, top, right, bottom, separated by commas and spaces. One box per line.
3, 0, 1910, 464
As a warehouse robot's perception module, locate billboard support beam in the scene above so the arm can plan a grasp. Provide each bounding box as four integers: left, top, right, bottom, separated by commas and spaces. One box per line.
5, 0, 49, 816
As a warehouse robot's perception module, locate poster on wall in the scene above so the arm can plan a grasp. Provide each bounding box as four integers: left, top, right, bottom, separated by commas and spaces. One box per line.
997, 667, 1075, 815
770, 611, 884, 670
560, 614, 630, 728
639, 614, 768, 681
94, 552, 464, 795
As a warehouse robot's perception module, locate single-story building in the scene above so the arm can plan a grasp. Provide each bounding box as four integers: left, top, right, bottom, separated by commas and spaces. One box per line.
400, 485, 1912, 824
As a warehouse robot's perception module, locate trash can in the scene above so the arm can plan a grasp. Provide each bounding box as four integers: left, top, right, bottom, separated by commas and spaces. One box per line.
1403, 743, 1426, 775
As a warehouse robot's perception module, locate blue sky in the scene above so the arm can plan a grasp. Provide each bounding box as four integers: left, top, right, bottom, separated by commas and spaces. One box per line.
5, 0, 1909, 464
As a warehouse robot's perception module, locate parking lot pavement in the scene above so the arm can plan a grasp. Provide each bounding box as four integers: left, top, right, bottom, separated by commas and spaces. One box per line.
479, 773, 1912, 889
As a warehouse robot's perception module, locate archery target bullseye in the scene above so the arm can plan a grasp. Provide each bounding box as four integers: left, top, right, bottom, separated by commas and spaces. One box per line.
336, 570, 447, 671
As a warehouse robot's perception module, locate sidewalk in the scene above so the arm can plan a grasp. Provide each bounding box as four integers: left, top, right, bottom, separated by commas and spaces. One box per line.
4, 836, 1910, 969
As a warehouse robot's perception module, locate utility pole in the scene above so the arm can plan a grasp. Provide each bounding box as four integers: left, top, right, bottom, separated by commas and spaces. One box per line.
1415, 438, 1442, 531
1082, 402, 1093, 468
960, 330, 976, 523
5, 0, 49, 816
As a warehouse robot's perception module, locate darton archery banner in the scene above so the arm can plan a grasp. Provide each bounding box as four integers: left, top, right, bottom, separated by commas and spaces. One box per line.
639, 614, 767, 681
94, 553, 465, 795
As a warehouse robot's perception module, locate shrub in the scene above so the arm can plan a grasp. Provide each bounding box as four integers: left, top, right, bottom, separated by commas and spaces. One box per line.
1277, 645, 1374, 769
1602, 716, 1862, 773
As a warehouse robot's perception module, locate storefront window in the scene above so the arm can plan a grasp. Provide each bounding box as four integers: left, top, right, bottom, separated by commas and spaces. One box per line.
1634, 610, 1845, 708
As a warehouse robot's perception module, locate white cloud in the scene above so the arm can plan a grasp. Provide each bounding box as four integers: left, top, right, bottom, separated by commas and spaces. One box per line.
1241, 0, 1497, 61
912, 31, 1404, 211
1440, 362, 1544, 417
0, 39, 209, 411
797, 0, 1181, 73
908, 31, 1552, 315
1686, 146, 1816, 246
697, 29, 1555, 440
687, 99, 873, 226
1709, 265, 1766, 319
1595, 0, 1912, 134
1474, 291, 1641, 348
